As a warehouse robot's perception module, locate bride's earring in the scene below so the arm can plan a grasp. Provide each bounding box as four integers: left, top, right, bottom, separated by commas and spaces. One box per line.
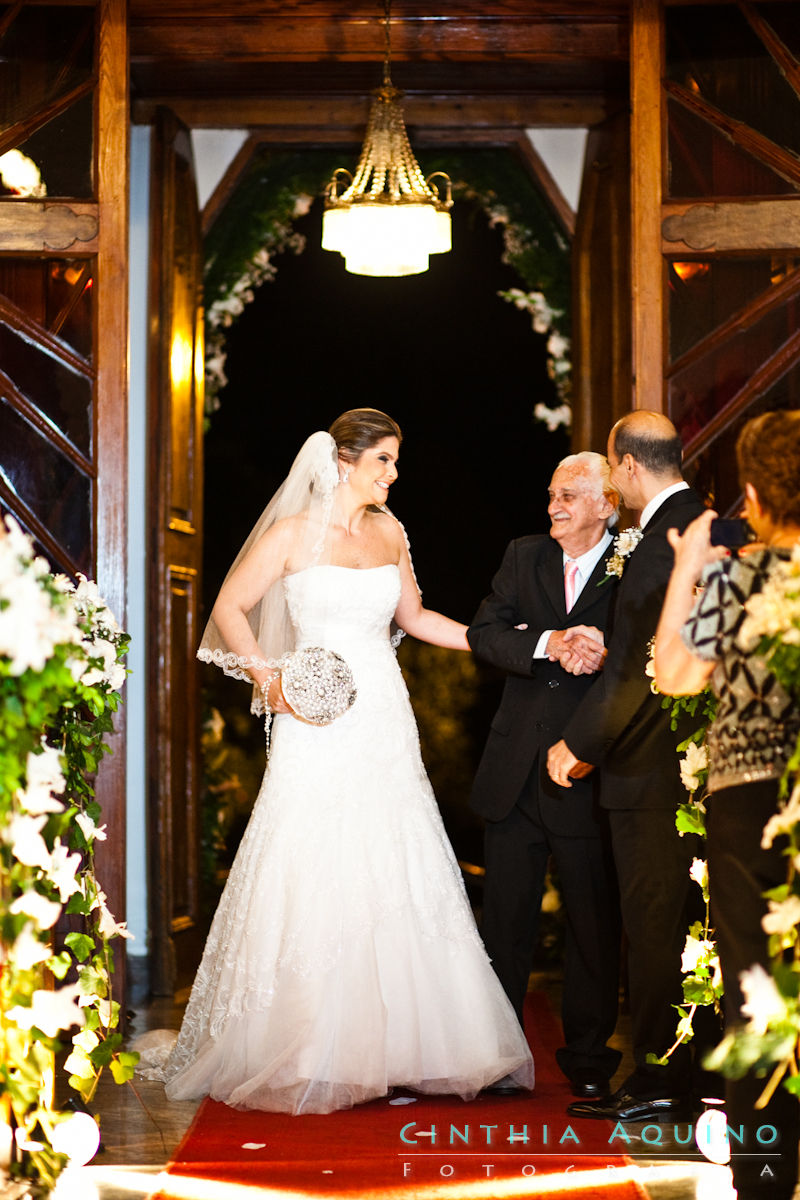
341, 469, 350, 485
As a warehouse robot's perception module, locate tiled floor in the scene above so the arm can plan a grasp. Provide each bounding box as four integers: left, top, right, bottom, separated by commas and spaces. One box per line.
45, 968, 747, 1200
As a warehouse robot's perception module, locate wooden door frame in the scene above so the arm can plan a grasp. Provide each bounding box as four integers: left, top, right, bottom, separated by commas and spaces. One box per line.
94, 0, 130, 979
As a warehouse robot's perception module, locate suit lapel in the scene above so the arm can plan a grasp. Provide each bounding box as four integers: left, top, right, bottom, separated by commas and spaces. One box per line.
641, 487, 697, 540
538, 540, 569, 622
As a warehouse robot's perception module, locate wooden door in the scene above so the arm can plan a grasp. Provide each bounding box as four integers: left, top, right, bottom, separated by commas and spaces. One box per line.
0, 0, 128, 975
146, 107, 205, 995
631, 0, 800, 513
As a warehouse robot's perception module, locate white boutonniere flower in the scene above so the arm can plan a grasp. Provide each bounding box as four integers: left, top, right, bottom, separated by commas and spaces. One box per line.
600, 526, 643, 584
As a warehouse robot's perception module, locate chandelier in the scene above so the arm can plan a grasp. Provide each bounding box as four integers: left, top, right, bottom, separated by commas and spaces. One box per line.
321, 1, 452, 277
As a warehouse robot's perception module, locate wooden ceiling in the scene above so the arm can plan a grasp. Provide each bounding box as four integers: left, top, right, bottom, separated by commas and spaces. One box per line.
129, 1, 631, 131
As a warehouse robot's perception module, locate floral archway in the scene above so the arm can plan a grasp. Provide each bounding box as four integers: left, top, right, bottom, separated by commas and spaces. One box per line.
201, 147, 572, 432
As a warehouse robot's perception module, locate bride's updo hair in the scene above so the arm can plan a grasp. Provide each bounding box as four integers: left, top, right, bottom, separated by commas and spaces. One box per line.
329, 408, 402, 464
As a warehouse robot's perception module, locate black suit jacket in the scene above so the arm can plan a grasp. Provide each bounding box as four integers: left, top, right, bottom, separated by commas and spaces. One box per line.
562, 487, 705, 811
467, 532, 618, 833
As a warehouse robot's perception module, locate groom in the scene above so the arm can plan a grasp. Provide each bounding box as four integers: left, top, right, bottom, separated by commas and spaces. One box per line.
548, 410, 709, 1121
468, 451, 622, 1100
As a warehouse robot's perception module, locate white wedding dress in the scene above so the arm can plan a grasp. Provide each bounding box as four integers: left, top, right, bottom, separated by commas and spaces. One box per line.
164, 564, 534, 1115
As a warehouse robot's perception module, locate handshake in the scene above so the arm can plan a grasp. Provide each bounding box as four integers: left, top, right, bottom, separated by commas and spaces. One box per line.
545, 625, 606, 676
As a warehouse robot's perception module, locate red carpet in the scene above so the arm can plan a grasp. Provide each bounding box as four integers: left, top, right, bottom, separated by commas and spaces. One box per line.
149, 993, 647, 1199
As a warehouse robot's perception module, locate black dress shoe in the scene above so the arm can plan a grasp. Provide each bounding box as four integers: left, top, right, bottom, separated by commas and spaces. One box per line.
567, 1088, 690, 1122
569, 1068, 611, 1100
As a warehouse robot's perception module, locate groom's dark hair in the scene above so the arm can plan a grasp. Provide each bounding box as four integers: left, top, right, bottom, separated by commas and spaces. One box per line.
611, 412, 683, 477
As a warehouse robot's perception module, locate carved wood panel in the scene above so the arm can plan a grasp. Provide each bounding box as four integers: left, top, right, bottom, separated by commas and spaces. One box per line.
147, 107, 205, 995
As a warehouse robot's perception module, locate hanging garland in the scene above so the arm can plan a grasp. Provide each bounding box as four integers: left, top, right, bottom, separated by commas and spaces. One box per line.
0, 515, 133, 1192
202, 148, 572, 429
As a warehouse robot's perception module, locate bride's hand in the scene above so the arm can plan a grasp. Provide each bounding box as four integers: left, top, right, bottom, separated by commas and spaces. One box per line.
260, 673, 294, 715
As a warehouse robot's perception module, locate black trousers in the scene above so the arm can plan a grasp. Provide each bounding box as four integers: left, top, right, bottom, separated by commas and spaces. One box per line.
707, 779, 800, 1200
482, 758, 621, 1080
608, 805, 717, 1096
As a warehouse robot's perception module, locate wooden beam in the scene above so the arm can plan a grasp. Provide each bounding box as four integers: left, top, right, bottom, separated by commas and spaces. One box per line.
515, 132, 575, 238
130, 12, 628, 65
0, 201, 98, 253
662, 198, 800, 253
132, 92, 613, 131
665, 80, 800, 190
630, 0, 664, 413
0, 77, 96, 161
739, 1, 800, 103
666, 265, 800, 379
683, 327, 800, 467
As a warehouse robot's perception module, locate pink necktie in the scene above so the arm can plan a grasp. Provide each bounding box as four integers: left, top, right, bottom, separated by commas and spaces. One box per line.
564, 560, 579, 613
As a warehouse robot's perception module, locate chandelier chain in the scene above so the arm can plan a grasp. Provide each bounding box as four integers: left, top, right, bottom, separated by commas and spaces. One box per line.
383, 0, 392, 87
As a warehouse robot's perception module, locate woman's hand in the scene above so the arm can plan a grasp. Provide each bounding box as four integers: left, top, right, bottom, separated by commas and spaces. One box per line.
653, 509, 722, 696
257, 672, 294, 715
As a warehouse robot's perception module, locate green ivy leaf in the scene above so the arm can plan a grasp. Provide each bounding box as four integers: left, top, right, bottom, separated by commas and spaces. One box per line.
64, 932, 95, 962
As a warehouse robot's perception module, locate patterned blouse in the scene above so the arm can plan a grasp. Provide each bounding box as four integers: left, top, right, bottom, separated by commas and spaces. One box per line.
681, 547, 799, 793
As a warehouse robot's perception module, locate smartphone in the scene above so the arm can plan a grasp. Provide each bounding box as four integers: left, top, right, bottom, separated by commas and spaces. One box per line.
709, 518, 753, 548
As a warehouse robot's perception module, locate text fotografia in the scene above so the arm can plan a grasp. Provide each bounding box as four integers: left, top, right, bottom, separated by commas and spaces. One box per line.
398, 1121, 780, 1149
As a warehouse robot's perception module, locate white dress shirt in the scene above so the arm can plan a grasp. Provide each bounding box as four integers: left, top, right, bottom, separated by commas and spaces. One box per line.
639, 480, 689, 529
533, 530, 614, 660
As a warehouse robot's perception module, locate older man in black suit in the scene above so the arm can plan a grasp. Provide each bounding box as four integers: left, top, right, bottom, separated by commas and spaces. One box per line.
468, 451, 622, 1101
548, 410, 707, 1122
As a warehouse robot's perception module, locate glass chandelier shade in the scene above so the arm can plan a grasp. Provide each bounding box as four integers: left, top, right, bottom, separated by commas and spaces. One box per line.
321, 22, 452, 277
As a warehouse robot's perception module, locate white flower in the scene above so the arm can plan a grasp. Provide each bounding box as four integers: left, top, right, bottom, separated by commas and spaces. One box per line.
10, 890, 62, 930
0, 149, 47, 197
603, 526, 643, 580
547, 331, 570, 359
689, 857, 709, 891
681, 932, 715, 974
0, 517, 81, 674
7, 983, 85, 1037
48, 839, 84, 902
5, 814, 51, 869
75, 812, 107, 843
18, 741, 66, 814
679, 741, 709, 795
533, 403, 572, 433
12, 924, 52, 971
80, 635, 126, 690
293, 193, 313, 217
739, 964, 788, 1035
95, 893, 133, 941
762, 782, 800, 848
740, 550, 800, 649
762, 894, 800, 935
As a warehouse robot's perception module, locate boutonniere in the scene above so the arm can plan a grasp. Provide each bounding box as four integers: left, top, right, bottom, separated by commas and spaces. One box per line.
600, 526, 643, 584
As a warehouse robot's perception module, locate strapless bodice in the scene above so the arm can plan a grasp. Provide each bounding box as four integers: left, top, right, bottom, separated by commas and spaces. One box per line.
284, 563, 401, 654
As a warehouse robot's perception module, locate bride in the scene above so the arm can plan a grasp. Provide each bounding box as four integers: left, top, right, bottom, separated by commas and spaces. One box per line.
163, 408, 534, 1115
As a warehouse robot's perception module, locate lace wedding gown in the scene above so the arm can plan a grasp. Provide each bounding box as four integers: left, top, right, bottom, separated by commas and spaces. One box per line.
164, 564, 534, 1115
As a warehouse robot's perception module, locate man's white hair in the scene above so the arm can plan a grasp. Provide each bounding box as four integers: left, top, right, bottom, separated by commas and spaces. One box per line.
555, 451, 619, 528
